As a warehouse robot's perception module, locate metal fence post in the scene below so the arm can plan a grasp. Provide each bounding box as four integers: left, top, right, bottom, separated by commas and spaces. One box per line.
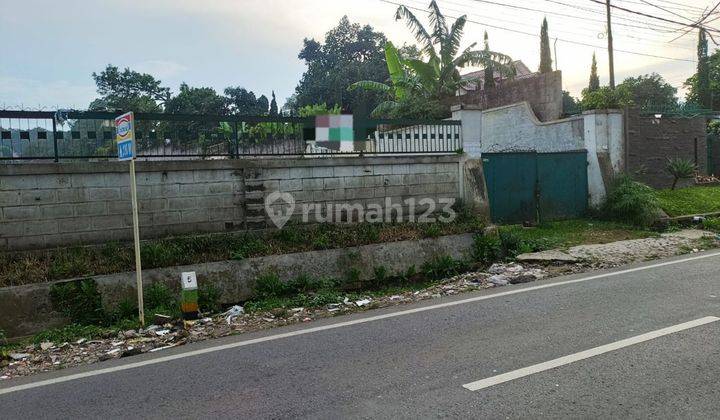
51, 116, 59, 162
233, 121, 239, 159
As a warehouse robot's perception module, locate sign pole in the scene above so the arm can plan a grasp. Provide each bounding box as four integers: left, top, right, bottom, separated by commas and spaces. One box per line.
115, 111, 144, 326
129, 158, 145, 326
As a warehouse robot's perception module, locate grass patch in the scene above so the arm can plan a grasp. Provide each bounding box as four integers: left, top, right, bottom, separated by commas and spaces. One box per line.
655, 186, 720, 217
703, 217, 720, 233
497, 220, 654, 250
0, 214, 485, 288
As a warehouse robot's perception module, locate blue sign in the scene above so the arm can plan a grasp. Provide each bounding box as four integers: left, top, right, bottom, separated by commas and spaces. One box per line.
118, 139, 135, 161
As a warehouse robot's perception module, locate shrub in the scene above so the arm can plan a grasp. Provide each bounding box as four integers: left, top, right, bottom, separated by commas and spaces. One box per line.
471, 233, 501, 265
253, 272, 288, 299
601, 175, 660, 227
665, 157, 696, 190
49, 279, 107, 325
32, 324, 106, 345
422, 255, 466, 280
703, 217, 720, 233
198, 283, 223, 315
581, 85, 632, 110
143, 283, 179, 317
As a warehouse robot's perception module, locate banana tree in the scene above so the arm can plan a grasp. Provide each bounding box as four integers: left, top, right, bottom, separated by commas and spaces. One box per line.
347, 41, 422, 116
349, 1, 515, 117
396, 0, 515, 97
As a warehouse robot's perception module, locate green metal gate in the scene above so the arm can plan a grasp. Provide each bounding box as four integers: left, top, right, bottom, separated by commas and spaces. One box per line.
709, 134, 718, 176
482, 151, 588, 224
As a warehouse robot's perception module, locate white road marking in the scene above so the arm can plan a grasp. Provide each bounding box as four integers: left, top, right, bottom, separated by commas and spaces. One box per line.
1, 251, 719, 396
462, 316, 720, 391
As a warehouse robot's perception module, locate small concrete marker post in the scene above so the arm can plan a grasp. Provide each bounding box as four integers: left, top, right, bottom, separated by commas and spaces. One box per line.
115, 111, 145, 326
180, 272, 199, 320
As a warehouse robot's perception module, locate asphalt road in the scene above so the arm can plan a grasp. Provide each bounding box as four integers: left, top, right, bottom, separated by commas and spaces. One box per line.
2, 251, 720, 419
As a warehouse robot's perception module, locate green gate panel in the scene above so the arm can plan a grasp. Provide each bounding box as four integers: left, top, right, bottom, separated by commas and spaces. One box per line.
537, 152, 588, 221
709, 135, 718, 176
483, 153, 537, 224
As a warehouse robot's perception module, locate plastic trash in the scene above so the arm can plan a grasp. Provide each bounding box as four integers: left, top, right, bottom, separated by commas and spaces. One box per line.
355, 299, 371, 307
223, 305, 244, 324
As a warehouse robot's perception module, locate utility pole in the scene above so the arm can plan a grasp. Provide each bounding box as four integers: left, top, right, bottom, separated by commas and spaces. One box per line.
606, 0, 616, 88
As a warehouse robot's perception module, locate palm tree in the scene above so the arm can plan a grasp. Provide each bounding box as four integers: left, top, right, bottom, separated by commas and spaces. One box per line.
349, 1, 515, 116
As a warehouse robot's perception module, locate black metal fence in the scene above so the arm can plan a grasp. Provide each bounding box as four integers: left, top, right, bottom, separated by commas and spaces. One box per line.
0, 110, 462, 161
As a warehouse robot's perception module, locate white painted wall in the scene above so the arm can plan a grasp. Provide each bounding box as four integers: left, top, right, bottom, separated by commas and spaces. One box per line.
453, 102, 626, 208
583, 110, 624, 207
451, 108, 483, 157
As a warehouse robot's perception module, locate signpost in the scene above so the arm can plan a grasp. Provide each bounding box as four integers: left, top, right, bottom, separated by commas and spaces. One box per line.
115, 112, 145, 326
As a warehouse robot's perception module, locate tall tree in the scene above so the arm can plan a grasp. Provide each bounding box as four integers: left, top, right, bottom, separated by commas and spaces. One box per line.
89, 65, 171, 112
483, 32, 496, 90
224, 87, 260, 115
696, 28, 711, 108
539, 17, 553, 73
349, 1, 514, 118
685, 47, 720, 111
269, 91, 279, 116
588, 53, 600, 92
617, 73, 677, 109
294, 16, 389, 114
256, 95, 269, 115
165, 83, 226, 115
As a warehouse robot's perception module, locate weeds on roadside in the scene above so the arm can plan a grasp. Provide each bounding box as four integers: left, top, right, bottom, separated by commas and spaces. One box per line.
600, 175, 660, 227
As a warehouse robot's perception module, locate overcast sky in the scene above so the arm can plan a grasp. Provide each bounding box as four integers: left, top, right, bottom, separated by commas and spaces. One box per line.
0, 0, 713, 110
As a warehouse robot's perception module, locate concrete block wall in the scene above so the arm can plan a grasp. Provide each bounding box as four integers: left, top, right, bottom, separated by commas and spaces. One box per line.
626, 109, 707, 189
454, 71, 563, 122
0, 156, 463, 251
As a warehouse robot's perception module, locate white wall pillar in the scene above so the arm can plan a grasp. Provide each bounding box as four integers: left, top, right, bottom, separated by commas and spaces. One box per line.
451, 106, 483, 158
583, 109, 625, 207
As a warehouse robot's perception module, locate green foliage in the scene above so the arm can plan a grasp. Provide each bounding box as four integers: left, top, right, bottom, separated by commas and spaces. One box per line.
224, 86, 271, 115
269, 91, 279, 116
696, 29, 711, 109
483, 32, 496, 89
617, 73, 677, 109
539, 18, 552, 74
665, 157, 696, 190
588, 53, 600, 92
49, 279, 106, 325
198, 283, 223, 314
298, 103, 341, 117
253, 272, 288, 300
703, 217, 720, 233
32, 324, 107, 346
601, 175, 660, 227
140, 241, 179, 268
655, 186, 720, 217
581, 86, 632, 110
372, 265, 389, 289
90, 64, 170, 112
562, 90, 581, 115
421, 255, 466, 280
350, 2, 514, 118
294, 16, 390, 114
143, 283, 179, 317
230, 236, 269, 259
471, 233, 502, 265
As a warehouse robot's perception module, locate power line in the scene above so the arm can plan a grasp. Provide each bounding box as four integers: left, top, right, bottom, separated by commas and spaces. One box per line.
445, 0, 696, 50
463, 0, 680, 33
588, 0, 720, 32
381, 0, 697, 62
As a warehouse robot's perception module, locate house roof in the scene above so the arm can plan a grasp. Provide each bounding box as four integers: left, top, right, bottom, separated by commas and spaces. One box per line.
460, 60, 534, 91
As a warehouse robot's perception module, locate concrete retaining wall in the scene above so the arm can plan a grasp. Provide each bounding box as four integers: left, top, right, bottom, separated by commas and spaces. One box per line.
0, 156, 464, 251
0, 233, 476, 338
